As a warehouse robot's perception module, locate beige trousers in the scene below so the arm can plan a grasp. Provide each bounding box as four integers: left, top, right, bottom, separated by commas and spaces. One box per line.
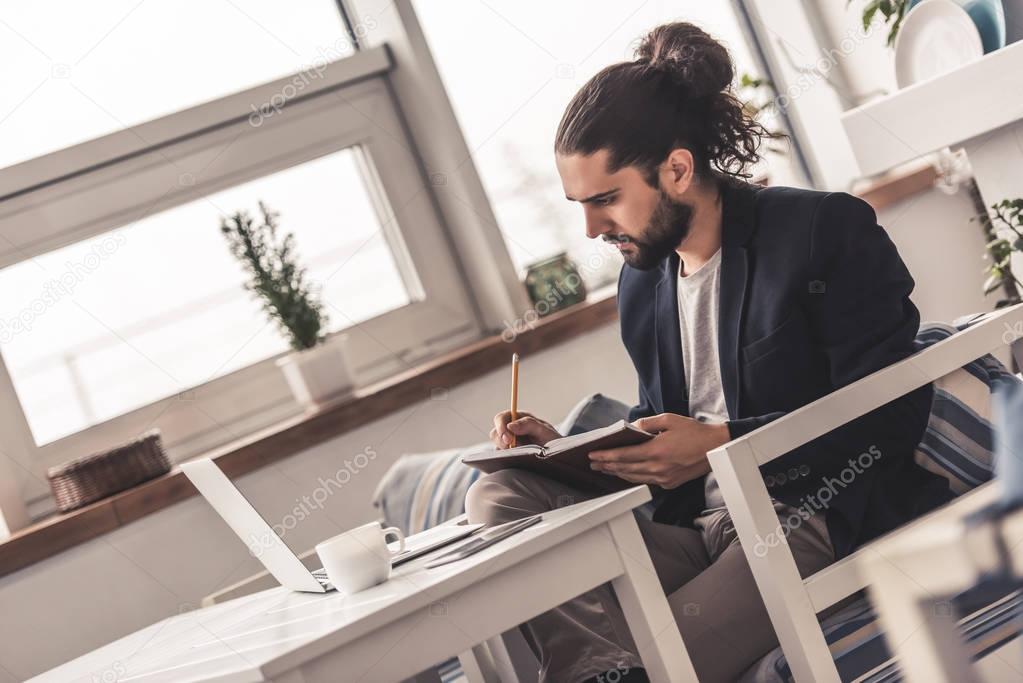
465, 470, 836, 683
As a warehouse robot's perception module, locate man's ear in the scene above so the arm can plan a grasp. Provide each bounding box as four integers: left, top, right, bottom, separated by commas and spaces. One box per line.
660, 148, 695, 197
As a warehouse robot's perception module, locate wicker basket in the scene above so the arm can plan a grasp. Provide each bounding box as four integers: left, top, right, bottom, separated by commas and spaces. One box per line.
47, 430, 171, 513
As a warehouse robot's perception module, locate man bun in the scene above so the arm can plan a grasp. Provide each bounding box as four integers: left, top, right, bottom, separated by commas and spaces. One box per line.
635, 22, 733, 98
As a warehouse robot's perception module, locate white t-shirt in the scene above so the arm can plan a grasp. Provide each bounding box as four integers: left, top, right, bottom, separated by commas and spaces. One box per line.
677, 249, 729, 509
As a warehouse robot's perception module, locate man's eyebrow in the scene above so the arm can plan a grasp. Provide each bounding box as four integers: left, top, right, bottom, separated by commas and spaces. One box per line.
566, 188, 619, 203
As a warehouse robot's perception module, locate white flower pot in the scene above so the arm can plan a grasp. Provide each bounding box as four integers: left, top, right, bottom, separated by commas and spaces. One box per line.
276, 336, 355, 409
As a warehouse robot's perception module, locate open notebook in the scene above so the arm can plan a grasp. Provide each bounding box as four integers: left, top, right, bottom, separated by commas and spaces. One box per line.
461, 420, 654, 492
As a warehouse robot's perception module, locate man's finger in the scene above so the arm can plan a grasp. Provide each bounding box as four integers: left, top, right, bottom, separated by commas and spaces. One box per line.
589, 444, 656, 463
633, 414, 671, 433
507, 417, 544, 433
492, 413, 510, 435
597, 456, 658, 472
495, 411, 534, 430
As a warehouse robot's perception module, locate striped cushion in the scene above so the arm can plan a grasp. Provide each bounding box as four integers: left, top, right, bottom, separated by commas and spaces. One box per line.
911, 322, 1015, 494
372, 448, 484, 535
746, 320, 1022, 682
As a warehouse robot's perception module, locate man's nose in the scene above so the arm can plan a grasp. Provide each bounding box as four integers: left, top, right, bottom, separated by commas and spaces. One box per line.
584, 210, 610, 240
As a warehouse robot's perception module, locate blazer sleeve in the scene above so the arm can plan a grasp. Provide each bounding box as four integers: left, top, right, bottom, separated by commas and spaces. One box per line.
725, 192, 932, 480
627, 384, 657, 423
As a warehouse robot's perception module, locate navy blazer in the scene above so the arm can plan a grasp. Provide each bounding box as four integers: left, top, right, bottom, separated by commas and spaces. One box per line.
617, 179, 950, 558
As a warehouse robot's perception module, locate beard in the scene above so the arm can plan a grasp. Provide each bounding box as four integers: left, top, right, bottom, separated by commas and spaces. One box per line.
607, 191, 694, 270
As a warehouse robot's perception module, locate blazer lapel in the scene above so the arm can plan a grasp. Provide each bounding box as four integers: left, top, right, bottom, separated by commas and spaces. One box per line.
654, 252, 688, 414
717, 180, 758, 419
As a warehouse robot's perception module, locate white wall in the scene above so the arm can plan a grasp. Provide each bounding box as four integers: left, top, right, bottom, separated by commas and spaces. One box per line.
878, 185, 998, 324
0, 323, 638, 682
808, 0, 897, 107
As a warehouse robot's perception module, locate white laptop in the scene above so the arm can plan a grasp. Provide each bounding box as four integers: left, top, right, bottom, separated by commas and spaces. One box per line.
180, 458, 482, 593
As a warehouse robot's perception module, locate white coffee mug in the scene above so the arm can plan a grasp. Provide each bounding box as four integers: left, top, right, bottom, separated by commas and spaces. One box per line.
315, 521, 406, 594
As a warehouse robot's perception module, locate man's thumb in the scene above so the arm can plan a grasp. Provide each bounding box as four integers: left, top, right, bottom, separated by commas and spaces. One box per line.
634, 414, 666, 433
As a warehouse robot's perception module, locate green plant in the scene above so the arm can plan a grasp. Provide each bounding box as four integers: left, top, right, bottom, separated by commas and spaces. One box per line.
220, 202, 328, 350
850, 0, 911, 47
978, 198, 1023, 307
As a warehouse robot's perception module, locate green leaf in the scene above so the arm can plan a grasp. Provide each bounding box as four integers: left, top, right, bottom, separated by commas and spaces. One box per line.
860, 0, 882, 30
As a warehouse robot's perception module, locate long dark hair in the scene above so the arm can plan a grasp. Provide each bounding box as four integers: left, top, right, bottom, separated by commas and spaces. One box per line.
555, 22, 776, 186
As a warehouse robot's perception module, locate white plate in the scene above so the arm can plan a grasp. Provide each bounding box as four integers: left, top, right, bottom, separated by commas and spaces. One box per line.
895, 0, 984, 88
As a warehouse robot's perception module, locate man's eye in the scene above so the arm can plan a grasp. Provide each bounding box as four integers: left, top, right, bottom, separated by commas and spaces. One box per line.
595, 196, 615, 207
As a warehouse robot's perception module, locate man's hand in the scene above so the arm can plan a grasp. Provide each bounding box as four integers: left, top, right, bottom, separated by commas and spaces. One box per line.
490, 410, 562, 449
589, 413, 730, 488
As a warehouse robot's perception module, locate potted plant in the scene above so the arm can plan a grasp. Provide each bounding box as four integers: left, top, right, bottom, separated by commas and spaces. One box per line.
221, 201, 354, 409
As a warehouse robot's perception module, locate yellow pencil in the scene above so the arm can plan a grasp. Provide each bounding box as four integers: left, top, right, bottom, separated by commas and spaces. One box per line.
509, 353, 519, 447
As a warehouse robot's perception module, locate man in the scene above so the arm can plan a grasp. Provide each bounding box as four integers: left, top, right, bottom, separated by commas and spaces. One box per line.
466, 22, 949, 683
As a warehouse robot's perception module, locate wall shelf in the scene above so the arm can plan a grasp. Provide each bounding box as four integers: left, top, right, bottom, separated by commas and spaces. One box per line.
841, 40, 1023, 179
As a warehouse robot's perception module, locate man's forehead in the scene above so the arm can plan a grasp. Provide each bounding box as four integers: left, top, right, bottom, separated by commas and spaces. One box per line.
557, 150, 629, 200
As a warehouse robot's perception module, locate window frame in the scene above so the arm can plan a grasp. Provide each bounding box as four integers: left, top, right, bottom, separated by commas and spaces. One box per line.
733, 0, 861, 190
0, 45, 490, 516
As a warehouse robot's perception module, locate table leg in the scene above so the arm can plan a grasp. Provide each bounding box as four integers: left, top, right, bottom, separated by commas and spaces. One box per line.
458, 642, 502, 683
485, 633, 522, 683
606, 514, 698, 683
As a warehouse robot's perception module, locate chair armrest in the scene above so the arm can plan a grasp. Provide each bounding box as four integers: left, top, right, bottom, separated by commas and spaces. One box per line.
720, 304, 1023, 467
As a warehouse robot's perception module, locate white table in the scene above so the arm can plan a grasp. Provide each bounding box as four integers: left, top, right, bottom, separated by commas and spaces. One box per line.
862, 483, 1023, 683
32, 485, 697, 683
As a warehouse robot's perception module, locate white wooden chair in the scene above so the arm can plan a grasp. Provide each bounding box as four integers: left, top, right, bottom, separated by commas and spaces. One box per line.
708, 303, 1023, 682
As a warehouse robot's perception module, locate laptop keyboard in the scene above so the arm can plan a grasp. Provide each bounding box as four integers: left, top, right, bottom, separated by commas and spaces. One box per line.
310, 568, 331, 587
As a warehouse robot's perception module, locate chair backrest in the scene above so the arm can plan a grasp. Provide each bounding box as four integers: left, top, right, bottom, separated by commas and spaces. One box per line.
912, 322, 1020, 495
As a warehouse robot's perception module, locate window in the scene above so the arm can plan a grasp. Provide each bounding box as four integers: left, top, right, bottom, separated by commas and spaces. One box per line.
414, 0, 783, 288
0, 44, 480, 486
0, 0, 352, 168
0, 148, 410, 445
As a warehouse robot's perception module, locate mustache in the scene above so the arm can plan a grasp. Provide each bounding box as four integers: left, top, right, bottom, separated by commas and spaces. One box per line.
602, 234, 633, 245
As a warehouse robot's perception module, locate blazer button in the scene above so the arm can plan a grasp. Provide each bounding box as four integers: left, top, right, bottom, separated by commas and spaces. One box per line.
776, 472, 787, 485
798, 464, 810, 477
765, 475, 776, 488
788, 467, 799, 480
